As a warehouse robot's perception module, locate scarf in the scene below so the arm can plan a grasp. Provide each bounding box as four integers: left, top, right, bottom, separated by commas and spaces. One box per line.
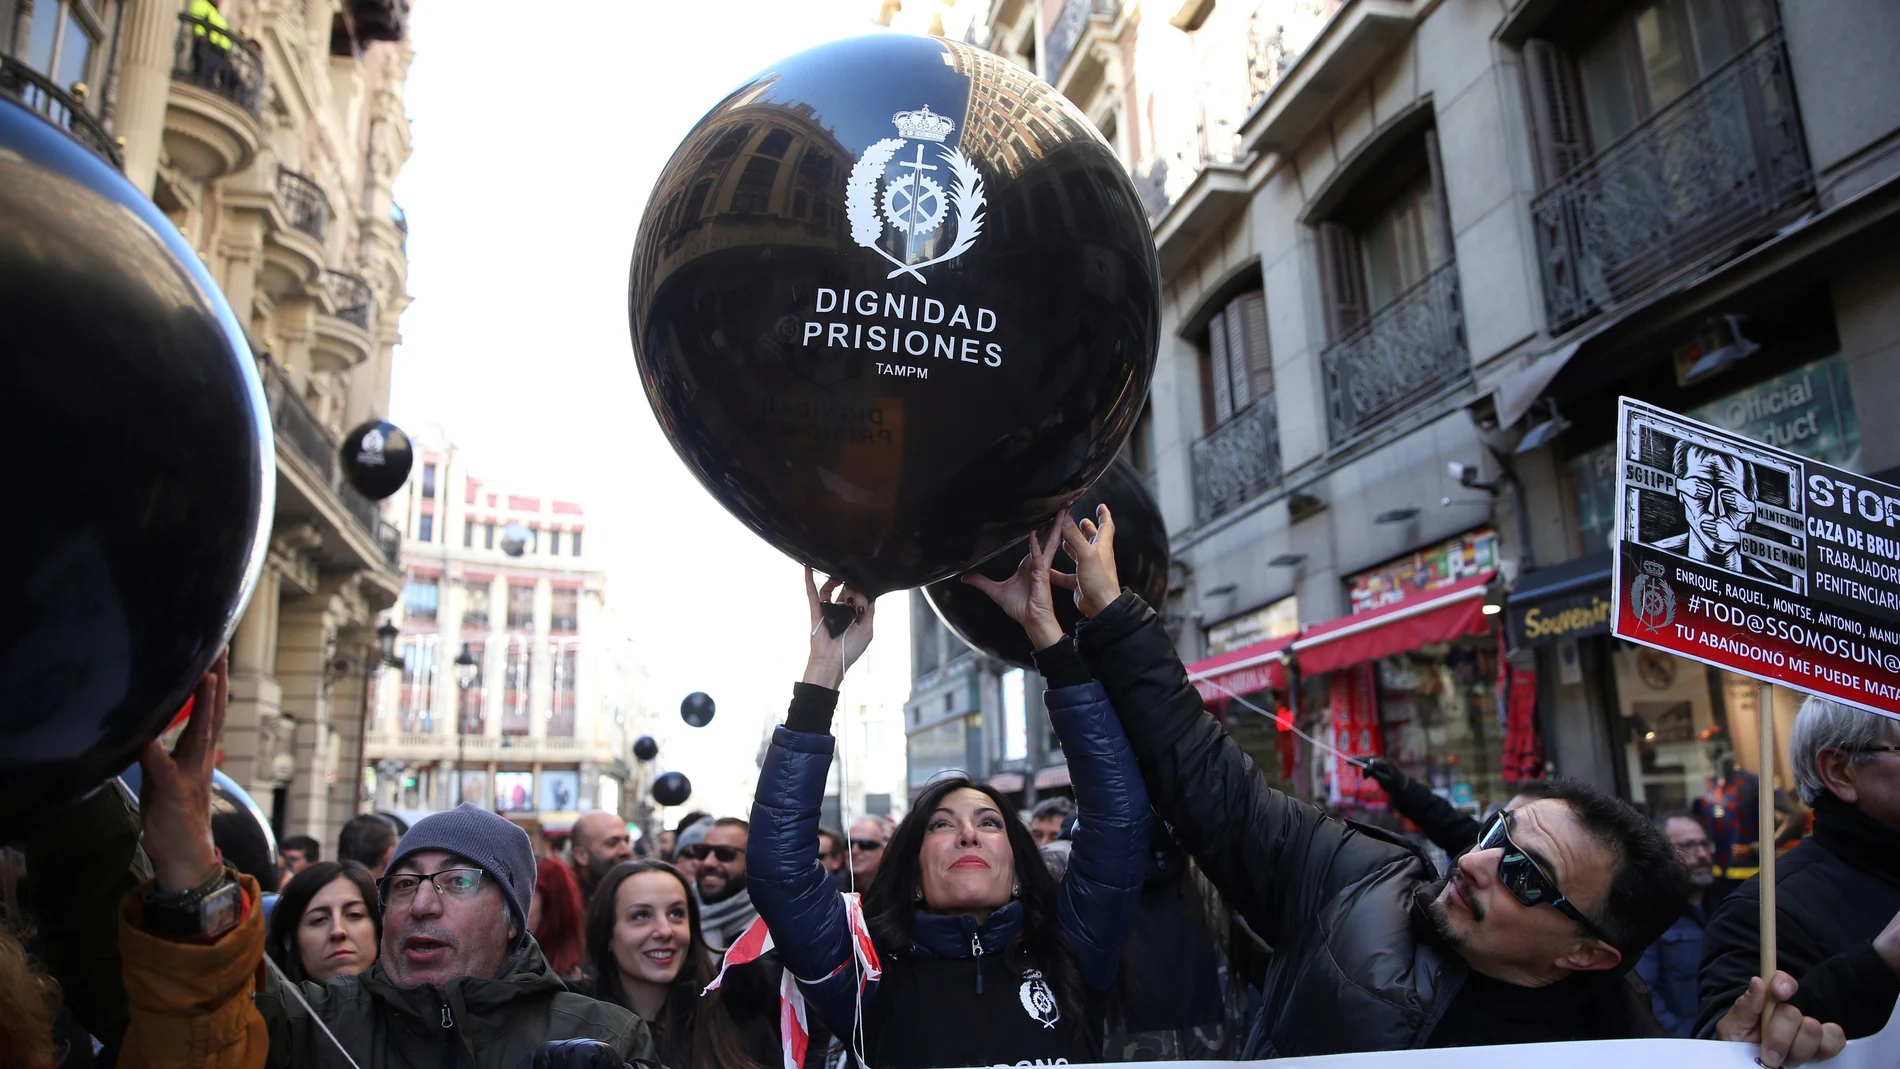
698, 879, 760, 951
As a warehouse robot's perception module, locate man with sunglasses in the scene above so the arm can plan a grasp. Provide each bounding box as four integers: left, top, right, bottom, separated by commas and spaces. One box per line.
848, 815, 893, 886
1697, 697, 1900, 1063
1058, 509, 1687, 1056
690, 816, 758, 951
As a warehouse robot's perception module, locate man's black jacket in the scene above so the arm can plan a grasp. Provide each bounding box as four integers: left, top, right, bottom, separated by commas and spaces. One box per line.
1696, 792, 1900, 1039
1076, 593, 1659, 1056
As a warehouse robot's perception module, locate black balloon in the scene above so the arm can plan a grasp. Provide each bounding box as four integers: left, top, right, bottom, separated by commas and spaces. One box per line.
0, 101, 268, 827
652, 771, 693, 807
339, 420, 414, 500
925, 459, 1170, 667
680, 692, 716, 728
633, 735, 659, 761
629, 34, 1159, 595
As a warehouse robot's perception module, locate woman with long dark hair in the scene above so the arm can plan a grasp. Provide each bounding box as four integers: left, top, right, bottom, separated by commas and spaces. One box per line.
265, 860, 380, 985
530, 856, 587, 981
749, 524, 1152, 1067
583, 859, 774, 1069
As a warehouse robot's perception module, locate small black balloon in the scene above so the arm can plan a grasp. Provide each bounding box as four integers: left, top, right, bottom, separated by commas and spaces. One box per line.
652, 771, 693, 807
925, 459, 1170, 668
0, 100, 268, 826
339, 420, 414, 500
629, 34, 1159, 595
500, 523, 532, 558
680, 692, 716, 728
633, 735, 659, 761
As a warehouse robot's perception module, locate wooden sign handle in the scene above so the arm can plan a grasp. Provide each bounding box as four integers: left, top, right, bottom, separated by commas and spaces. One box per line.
1758, 680, 1778, 1036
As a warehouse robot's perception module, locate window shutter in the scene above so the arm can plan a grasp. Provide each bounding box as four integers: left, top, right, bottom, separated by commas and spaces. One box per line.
1222, 301, 1252, 411
1233, 290, 1273, 399
1522, 39, 1588, 189
1207, 311, 1235, 423
1318, 222, 1367, 341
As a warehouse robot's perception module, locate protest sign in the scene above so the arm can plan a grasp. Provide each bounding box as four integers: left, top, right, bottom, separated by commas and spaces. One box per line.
1611, 397, 1900, 720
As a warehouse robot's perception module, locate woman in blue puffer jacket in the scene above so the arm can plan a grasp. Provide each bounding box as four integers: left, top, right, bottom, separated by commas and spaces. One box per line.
749, 523, 1151, 1068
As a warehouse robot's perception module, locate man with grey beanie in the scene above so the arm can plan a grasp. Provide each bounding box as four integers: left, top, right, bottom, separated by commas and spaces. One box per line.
251, 804, 664, 1067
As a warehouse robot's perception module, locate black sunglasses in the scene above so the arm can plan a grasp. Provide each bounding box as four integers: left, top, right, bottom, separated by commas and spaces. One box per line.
680, 844, 744, 863
1474, 811, 1615, 945
849, 838, 885, 852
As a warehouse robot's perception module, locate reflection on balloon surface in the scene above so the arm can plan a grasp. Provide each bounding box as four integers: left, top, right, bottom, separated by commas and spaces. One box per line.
629, 34, 1159, 595
925, 459, 1170, 667
0, 101, 269, 828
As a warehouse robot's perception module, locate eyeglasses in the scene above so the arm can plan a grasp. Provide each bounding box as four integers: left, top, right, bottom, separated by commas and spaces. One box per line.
378, 868, 486, 906
1474, 811, 1615, 945
1841, 745, 1900, 756
849, 838, 885, 852
680, 844, 745, 863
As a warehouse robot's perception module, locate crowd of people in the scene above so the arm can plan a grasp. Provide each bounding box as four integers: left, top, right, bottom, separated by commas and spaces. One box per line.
1, 510, 1896, 1068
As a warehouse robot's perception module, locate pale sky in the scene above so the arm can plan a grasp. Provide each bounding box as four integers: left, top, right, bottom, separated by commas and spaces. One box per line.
389, 1, 917, 820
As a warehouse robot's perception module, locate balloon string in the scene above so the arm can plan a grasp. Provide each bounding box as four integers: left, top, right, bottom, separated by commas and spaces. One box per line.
1194, 675, 1362, 768
264, 955, 364, 1069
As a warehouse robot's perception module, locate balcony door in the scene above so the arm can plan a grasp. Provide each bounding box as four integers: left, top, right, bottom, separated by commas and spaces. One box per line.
1572, 0, 1777, 153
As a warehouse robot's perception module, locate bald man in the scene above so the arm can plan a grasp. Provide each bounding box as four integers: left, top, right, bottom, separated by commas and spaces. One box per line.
571, 810, 634, 905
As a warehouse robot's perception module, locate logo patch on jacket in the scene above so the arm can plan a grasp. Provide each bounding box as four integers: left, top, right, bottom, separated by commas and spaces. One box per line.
1019, 970, 1060, 1028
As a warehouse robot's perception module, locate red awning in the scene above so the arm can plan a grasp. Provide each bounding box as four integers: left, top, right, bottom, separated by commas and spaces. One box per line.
1292, 572, 1496, 675
1185, 633, 1296, 702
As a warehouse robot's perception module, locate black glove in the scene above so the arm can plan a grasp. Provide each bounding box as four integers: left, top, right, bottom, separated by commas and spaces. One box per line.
521, 1040, 629, 1069
1359, 757, 1407, 793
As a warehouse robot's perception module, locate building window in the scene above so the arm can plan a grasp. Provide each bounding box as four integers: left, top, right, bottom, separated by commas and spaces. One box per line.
422, 463, 437, 499
402, 578, 438, 623
459, 642, 485, 735
1198, 290, 1272, 430
1569, 0, 1775, 152
417, 514, 433, 542
548, 645, 579, 738
550, 587, 579, 634
502, 641, 532, 736
484, 523, 495, 550
397, 637, 437, 733
569, 530, 583, 557
463, 519, 474, 547
507, 583, 535, 631
547, 530, 561, 556
22, 1, 107, 97
1359, 176, 1450, 314
911, 593, 942, 676
462, 581, 490, 630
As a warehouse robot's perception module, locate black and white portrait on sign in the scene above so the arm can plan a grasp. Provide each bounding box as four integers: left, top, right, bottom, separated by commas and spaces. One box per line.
1621, 409, 1808, 595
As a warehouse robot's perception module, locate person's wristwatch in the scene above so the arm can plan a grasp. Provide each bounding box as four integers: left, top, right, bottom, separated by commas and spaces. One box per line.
141, 863, 242, 941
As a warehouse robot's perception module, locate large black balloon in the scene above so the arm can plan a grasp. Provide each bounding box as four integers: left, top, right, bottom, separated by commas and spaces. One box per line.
339, 420, 414, 500
629, 34, 1159, 595
1, 101, 268, 827
633, 735, 659, 761
680, 692, 716, 728
652, 771, 693, 807
925, 459, 1170, 667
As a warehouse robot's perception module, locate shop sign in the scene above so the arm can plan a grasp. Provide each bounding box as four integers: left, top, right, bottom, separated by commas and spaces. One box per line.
1347, 528, 1499, 615
1207, 594, 1299, 655
1572, 354, 1861, 555
1328, 664, 1386, 808
1509, 588, 1613, 648
1612, 398, 1900, 718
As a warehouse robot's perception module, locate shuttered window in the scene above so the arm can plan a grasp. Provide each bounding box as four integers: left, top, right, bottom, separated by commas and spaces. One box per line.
1201, 289, 1272, 428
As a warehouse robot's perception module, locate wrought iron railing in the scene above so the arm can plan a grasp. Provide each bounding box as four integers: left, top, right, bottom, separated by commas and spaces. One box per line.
0, 57, 122, 168
1192, 396, 1283, 525
1044, 0, 1116, 82
258, 357, 388, 546
1321, 261, 1469, 444
377, 521, 402, 567
171, 13, 265, 117
276, 167, 329, 242
324, 269, 374, 329
1531, 31, 1812, 334
1246, 0, 1338, 109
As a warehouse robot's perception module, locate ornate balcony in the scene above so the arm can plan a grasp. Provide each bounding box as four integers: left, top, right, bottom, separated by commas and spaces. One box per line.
1045, 0, 1116, 87
163, 13, 263, 179
1321, 261, 1469, 444
390, 201, 409, 251
324, 269, 375, 329
1531, 31, 1812, 334
258, 357, 393, 560
1192, 397, 1282, 525
171, 14, 264, 115
276, 168, 329, 242
0, 56, 121, 169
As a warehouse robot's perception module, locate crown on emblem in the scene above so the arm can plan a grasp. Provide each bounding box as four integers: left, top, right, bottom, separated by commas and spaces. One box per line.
892, 105, 954, 142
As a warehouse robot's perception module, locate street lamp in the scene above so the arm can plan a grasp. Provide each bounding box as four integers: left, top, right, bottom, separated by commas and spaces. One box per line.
454, 643, 478, 807
377, 621, 402, 669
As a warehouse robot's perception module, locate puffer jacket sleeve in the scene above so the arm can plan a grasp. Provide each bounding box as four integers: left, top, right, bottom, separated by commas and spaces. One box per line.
117, 873, 269, 1069
1047, 679, 1151, 991
1076, 592, 1408, 951
747, 715, 875, 1040
1384, 771, 1482, 856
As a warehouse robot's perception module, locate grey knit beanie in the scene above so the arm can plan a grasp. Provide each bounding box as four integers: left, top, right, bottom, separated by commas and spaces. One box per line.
672, 816, 715, 861
387, 803, 535, 932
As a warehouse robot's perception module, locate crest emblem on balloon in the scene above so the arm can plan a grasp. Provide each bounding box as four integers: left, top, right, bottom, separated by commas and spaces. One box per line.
847, 106, 986, 284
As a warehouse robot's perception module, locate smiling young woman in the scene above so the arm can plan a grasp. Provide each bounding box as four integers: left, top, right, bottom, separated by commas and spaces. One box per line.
747, 538, 1152, 1068
582, 859, 782, 1069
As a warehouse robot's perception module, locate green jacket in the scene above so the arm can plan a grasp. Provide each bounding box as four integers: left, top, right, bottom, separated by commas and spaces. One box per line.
259, 937, 660, 1069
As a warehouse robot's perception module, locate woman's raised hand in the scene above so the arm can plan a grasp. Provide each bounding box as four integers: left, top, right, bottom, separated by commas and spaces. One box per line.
962, 518, 1066, 650
1058, 506, 1121, 618
803, 567, 876, 689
